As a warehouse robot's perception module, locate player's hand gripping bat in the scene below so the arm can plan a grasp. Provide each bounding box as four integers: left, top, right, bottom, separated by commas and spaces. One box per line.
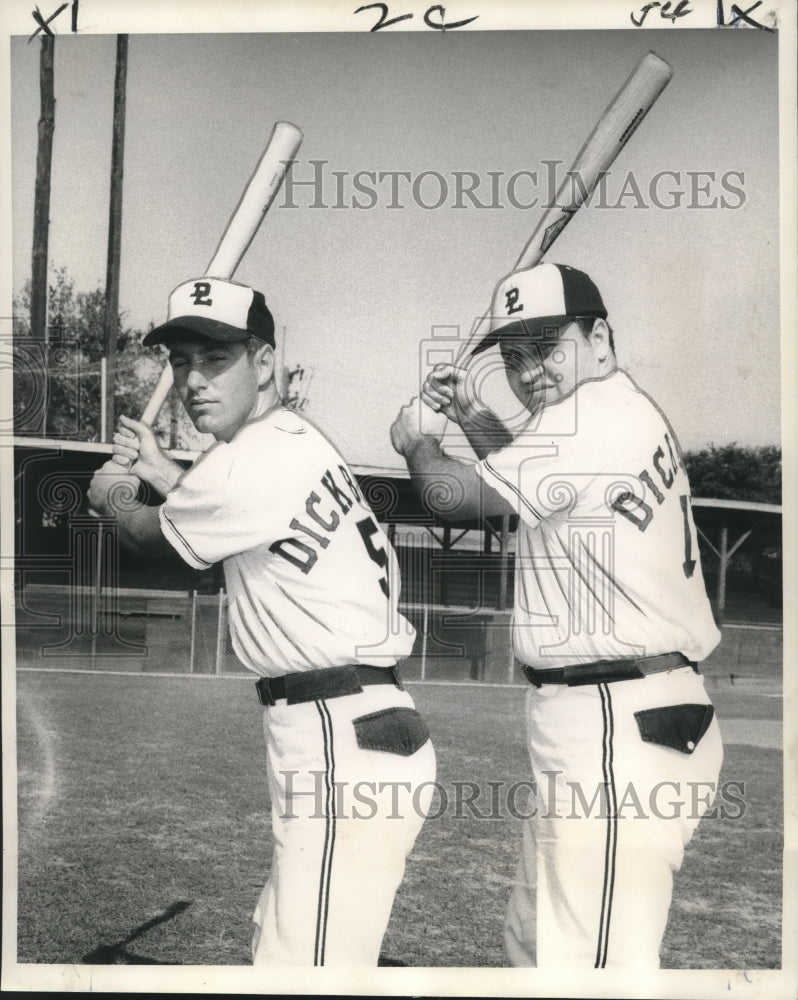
139, 120, 304, 425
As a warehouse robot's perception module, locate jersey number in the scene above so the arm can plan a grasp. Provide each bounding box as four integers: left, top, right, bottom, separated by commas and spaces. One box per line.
613, 490, 697, 579
357, 516, 390, 598
680, 494, 697, 579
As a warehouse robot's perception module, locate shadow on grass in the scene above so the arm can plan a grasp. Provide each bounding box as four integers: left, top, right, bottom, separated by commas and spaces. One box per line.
79, 899, 407, 966
82, 900, 191, 965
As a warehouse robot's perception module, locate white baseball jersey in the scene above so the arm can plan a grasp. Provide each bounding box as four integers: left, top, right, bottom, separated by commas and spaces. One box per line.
159, 406, 415, 675
476, 370, 720, 668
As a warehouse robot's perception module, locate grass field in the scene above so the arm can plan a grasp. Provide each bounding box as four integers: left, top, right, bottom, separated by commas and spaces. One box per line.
13, 667, 783, 970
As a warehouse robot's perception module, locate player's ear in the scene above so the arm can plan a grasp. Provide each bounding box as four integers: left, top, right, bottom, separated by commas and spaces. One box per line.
255, 343, 276, 387
590, 319, 611, 364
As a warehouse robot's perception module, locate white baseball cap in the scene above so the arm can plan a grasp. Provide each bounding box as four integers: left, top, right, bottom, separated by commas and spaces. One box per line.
471, 262, 607, 356
143, 277, 275, 347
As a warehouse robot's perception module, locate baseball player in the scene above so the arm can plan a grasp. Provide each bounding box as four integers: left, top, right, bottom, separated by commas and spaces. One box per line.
390, 262, 723, 968
88, 276, 436, 966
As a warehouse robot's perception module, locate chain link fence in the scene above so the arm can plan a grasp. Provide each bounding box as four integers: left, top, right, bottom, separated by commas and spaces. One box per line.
15, 578, 782, 690
15, 583, 518, 682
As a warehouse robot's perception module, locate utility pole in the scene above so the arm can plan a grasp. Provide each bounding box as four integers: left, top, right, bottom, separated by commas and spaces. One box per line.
31, 36, 56, 435
103, 34, 128, 440
31, 35, 55, 342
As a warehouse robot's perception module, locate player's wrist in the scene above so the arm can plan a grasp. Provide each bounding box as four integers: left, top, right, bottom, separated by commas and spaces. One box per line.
142, 455, 183, 496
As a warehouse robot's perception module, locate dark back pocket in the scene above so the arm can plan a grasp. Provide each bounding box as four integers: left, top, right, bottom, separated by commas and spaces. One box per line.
634, 703, 715, 754
353, 707, 430, 756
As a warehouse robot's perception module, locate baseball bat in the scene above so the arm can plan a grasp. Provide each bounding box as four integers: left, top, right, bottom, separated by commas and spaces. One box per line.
139, 121, 304, 425
456, 51, 673, 362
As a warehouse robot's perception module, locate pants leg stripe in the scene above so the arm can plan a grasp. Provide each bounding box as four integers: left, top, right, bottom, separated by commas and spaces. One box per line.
313, 699, 337, 966
595, 682, 618, 969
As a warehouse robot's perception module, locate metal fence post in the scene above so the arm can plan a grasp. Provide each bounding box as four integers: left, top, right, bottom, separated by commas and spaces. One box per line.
189, 590, 197, 674
421, 602, 428, 680
100, 357, 107, 442
91, 521, 102, 661
214, 587, 225, 675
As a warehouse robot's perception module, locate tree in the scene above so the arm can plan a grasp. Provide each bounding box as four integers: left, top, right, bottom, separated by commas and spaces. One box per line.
13, 269, 317, 451
683, 443, 781, 505
13, 267, 161, 442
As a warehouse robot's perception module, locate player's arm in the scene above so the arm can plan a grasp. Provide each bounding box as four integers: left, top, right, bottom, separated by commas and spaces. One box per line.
390, 398, 513, 522
112, 415, 184, 498
421, 363, 512, 459
87, 460, 173, 557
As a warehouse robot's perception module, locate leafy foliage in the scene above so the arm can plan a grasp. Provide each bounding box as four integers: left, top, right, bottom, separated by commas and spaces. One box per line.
13, 268, 162, 442
684, 443, 781, 505
13, 268, 314, 450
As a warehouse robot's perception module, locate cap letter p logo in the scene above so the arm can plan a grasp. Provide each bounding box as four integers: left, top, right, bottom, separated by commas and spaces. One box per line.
191, 281, 213, 306
505, 287, 523, 315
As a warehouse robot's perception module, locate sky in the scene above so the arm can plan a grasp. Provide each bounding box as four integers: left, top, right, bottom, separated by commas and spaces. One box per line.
6, 7, 787, 472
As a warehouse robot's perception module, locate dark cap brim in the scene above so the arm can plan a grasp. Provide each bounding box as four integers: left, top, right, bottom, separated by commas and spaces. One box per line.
143, 315, 265, 347
470, 315, 572, 357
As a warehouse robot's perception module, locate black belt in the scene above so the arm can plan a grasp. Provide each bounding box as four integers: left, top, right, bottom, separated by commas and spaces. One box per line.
255, 664, 403, 706
521, 652, 696, 688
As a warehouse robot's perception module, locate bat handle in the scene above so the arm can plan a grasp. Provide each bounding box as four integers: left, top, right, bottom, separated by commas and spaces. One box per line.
141, 366, 174, 425
113, 366, 174, 472
419, 396, 449, 437
514, 242, 545, 273
455, 310, 492, 366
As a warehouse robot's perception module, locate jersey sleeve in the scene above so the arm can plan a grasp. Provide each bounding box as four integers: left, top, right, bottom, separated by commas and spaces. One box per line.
476, 406, 595, 524
159, 439, 280, 568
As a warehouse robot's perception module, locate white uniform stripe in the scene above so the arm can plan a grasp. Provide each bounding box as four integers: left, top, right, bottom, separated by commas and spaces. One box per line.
313, 700, 337, 965
595, 683, 618, 968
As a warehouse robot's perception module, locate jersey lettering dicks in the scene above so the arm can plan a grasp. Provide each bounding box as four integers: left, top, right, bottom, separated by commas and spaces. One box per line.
610, 429, 683, 532
269, 465, 364, 574
513, 427, 700, 645
531, 428, 684, 531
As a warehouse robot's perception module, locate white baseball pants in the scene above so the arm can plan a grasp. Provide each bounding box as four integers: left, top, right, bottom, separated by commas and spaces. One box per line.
252, 683, 436, 966
505, 666, 724, 968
